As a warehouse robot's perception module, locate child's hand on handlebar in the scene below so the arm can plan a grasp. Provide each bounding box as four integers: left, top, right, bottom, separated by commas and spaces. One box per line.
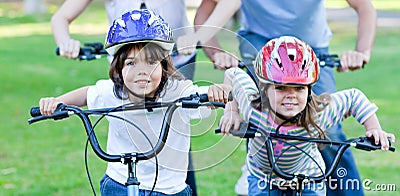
58, 38, 81, 59
365, 129, 396, 151
338, 50, 368, 72
207, 84, 232, 103
219, 100, 243, 135
39, 97, 63, 116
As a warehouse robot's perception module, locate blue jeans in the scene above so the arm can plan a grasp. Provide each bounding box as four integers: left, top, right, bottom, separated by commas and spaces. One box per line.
100, 174, 192, 196
248, 173, 326, 196
237, 30, 364, 196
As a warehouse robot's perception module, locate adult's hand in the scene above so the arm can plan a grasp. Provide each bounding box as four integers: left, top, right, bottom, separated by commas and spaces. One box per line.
58, 38, 81, 59
337, 50, 368, 72
212, 51, 239, 70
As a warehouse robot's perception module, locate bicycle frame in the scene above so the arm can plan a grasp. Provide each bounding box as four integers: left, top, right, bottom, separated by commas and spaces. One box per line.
215, 124, 395, 195
29, 93, 224, 196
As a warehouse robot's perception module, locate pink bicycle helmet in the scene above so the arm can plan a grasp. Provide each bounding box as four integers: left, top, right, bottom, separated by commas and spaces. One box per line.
254, 36, 319, 86
105, 9, 174, 56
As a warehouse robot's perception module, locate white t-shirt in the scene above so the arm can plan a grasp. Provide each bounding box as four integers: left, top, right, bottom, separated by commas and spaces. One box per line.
87, 79, 209, 194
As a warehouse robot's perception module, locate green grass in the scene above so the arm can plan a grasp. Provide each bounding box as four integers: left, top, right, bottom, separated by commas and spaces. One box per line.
1, 1, 400, 196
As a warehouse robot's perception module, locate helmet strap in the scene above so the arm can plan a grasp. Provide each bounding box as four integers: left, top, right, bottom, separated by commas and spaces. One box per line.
270, 87, 311, 134
275, 86, 311, 134
307, 86, 312, 102
275, 111, 303, 136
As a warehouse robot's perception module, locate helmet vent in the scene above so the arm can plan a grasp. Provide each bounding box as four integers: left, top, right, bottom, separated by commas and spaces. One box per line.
130, 13, 141, 20
275, 58, 283, 70
116, 18, 126, 28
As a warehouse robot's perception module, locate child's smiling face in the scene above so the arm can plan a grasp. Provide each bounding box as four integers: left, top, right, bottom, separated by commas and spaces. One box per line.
122, 48, 163, 102
267, 84, 308, 121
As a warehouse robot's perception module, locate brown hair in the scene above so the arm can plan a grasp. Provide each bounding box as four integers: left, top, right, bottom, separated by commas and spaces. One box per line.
251, 83, 331, 139
109, 42, 184, 99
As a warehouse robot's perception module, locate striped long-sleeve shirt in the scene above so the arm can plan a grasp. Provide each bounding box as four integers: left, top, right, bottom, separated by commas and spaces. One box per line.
225, 68, 378, 183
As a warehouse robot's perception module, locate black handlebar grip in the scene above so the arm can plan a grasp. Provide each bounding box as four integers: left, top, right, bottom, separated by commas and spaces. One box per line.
215, 123, 258, 138
29, 103, 66, 117
199, 93, 234, 102
198, 93, 209, 102
355, 137, 395, 152
30, 107, 41, 117
56, 48, 92, 56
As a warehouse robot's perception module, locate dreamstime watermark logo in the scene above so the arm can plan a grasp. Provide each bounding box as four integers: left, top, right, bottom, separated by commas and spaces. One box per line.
328, 168, 397, 192
336, 167, 347, 178
256, 167, 397, 193
363, 179, 397, 192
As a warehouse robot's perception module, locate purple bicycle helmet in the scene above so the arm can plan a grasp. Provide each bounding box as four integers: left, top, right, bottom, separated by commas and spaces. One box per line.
105, 9, 174, 56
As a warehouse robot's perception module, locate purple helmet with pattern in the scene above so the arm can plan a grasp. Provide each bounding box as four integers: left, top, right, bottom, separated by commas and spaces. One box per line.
105, 9, 174, 55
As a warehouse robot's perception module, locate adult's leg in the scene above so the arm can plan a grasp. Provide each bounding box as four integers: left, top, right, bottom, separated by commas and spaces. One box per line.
313, 47, 364, 196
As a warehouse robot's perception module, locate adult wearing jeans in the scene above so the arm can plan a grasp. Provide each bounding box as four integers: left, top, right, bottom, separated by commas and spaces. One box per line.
195, 0, 377, 195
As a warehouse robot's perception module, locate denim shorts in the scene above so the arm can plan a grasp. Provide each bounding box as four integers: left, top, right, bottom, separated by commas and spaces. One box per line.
100, 174, 192, 196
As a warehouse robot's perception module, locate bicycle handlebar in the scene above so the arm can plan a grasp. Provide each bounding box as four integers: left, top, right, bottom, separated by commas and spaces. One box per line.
56, 42, 108, 61
318, 54, 366, 68
56, 42, 341, 70
29, 93, 225, 162
318, 54, 341, 68
215, 124, 394, 182
55, 42, 361, 69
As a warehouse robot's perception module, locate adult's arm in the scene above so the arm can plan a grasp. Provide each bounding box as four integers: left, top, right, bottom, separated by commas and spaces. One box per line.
339, 0, 376, 72
51, 0, 92, 58
176, 0, 241, 55
194, 0, 239, 69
